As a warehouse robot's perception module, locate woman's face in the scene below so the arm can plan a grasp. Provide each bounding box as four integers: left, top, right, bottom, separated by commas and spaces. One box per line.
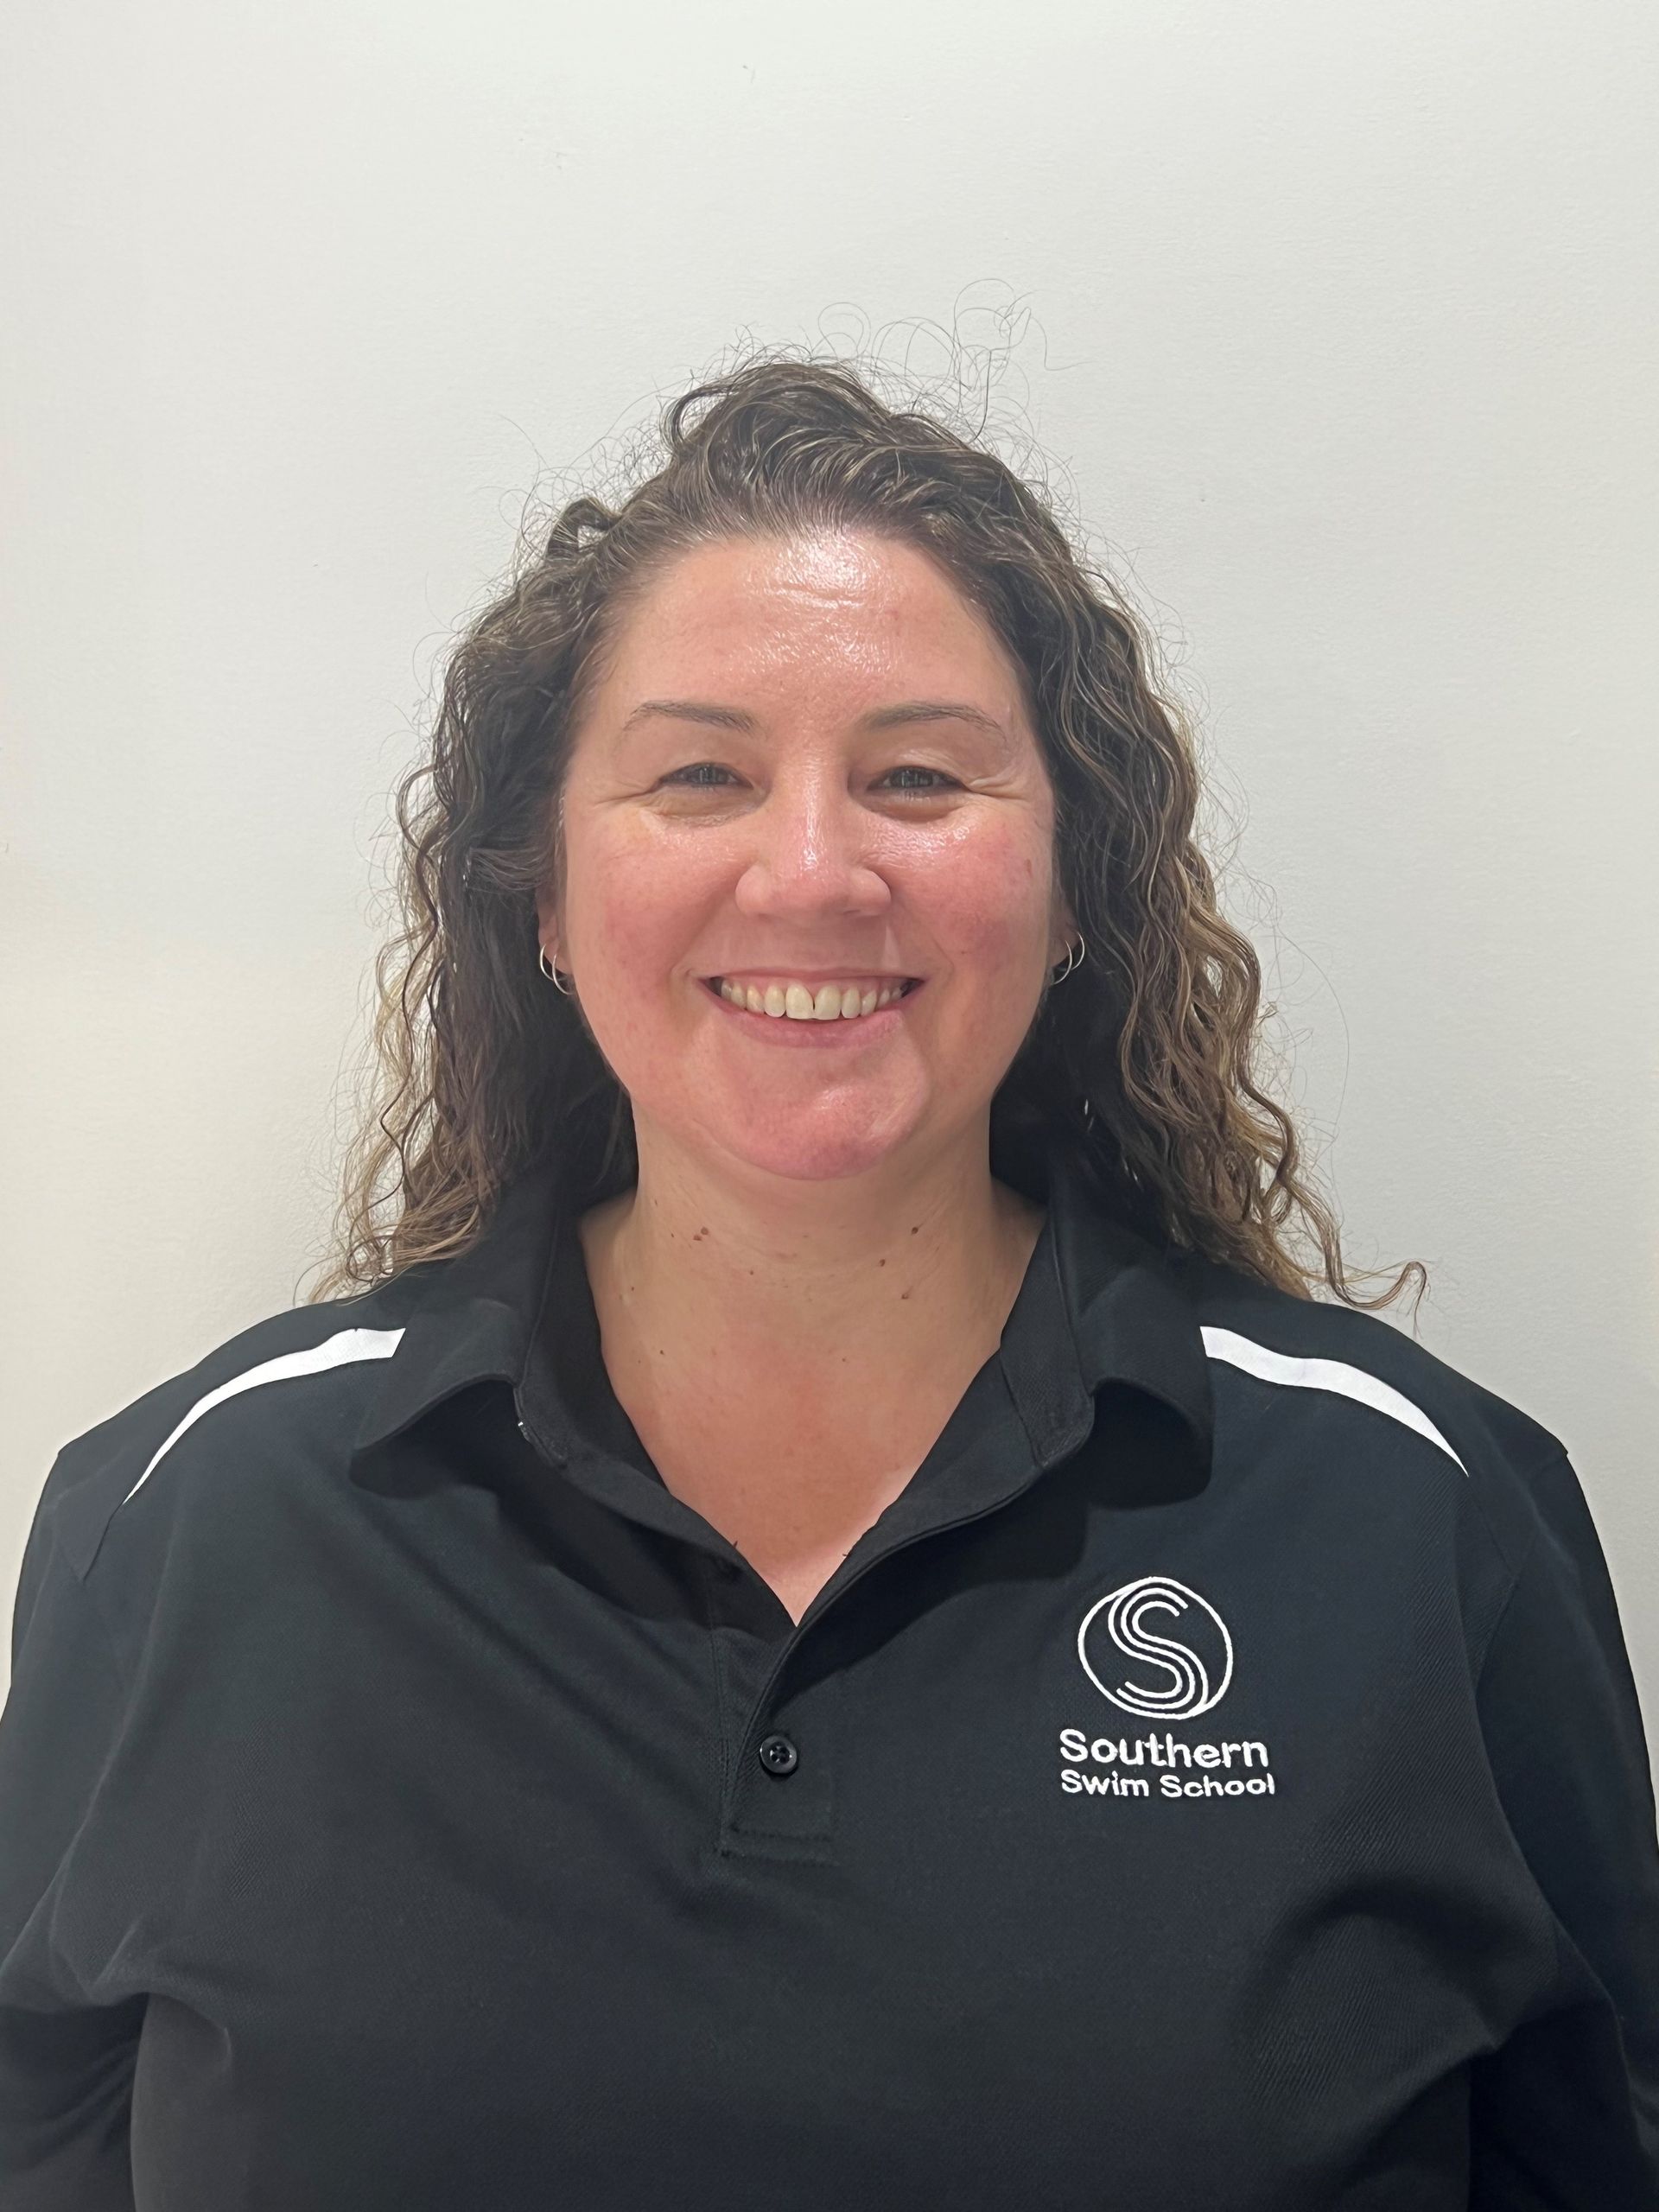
537, 526, 1075, 1189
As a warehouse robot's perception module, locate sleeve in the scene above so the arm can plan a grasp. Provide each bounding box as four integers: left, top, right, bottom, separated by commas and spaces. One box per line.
0, 1483, 142, 2210
1470, 1446, 1659, 2210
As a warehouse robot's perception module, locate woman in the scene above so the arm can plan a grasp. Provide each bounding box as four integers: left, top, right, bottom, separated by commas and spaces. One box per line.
3, 354, 1656, 2210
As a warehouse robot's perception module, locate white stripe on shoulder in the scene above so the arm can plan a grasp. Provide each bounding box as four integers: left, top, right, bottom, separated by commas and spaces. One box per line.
119, 1326, 405, 1508
1199, 1325, 1467, 1476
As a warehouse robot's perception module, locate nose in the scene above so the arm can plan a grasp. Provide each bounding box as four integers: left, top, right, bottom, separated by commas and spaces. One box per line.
727, 778, 894, 924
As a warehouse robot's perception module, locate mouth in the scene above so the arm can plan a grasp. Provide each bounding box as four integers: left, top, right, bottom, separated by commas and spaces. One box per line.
702, 976, 922, 998
698, 974, 925, 1038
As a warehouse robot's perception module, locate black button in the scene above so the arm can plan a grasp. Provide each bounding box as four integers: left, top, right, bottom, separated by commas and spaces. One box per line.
757, 1732, 798, 1776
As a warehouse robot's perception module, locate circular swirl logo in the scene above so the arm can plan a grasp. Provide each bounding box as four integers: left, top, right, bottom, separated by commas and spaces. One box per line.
1077, 1575, 1234, 1719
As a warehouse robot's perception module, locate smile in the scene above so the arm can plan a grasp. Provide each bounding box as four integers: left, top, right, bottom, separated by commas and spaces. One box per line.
699, 974, 925, 1045
708, 976, 919, 1020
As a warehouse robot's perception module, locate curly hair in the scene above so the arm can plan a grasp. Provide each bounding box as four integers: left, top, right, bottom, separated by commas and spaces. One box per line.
302, 346, 1425, 1320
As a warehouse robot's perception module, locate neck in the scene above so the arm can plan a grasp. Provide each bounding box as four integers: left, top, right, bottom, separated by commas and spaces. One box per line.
578, 1136, 1046, 1423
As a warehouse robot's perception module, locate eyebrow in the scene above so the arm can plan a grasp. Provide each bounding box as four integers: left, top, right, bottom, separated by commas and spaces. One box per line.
619, 697, 1007, 740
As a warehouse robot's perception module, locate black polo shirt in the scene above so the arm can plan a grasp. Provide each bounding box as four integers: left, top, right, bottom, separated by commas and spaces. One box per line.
3, 1149, 1657, 2210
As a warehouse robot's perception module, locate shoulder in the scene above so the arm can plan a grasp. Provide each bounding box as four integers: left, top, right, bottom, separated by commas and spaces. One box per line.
1175, 1250, 1570, 1577
29, 1274, 426, 1592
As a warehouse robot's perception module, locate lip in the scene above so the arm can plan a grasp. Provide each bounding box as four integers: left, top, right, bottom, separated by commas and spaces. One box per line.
701, 970, 919, 986
698, 974, 925, 1046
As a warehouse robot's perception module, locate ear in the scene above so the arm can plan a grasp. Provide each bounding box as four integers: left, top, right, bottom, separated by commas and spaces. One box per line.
533, 880, 559, 943
1050, 890, 1079, 966
534, 788, 568, 946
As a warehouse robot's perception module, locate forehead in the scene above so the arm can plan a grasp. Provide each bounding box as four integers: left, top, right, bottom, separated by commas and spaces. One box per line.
594, 529, 1027, 705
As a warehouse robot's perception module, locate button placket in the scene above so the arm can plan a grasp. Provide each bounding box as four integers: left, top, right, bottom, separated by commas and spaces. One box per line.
718, 1648, 842, 1853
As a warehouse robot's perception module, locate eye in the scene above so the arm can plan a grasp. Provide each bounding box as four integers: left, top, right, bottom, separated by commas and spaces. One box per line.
883, 766, 957, 797
660, 763, 738, 789
658, 763, 958, 798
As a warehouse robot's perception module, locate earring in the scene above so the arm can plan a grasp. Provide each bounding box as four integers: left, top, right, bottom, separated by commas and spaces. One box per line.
1050, 935, 1087, 984
538, 945, 575, 996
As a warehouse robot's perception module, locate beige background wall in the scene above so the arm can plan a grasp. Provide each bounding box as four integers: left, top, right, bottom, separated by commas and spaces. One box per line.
3, 2, 1655, 1776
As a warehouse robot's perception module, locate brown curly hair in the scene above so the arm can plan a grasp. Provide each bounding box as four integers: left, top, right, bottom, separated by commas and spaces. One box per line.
302, 346, 1425, 1321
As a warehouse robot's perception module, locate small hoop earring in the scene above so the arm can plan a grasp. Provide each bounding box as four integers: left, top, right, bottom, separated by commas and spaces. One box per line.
1050, 934, 1087, 985
538, 945, 575, 997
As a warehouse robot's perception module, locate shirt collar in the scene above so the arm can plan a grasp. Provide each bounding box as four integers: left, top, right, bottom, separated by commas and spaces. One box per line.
352, 1148, 1214, 1489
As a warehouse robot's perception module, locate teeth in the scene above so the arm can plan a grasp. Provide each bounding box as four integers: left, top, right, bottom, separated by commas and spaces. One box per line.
716, 979, 912, 1020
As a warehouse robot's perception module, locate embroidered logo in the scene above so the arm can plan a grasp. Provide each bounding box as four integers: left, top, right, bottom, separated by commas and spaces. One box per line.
1060, 1575, 1276, 1802
1077, 1574, 1233, 1719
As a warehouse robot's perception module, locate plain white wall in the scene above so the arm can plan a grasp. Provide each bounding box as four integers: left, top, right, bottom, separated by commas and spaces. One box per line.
3, 2, 1655, 1774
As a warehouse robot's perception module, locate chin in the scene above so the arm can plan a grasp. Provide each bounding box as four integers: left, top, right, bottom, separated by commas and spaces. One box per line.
696, 1116, 929, 1187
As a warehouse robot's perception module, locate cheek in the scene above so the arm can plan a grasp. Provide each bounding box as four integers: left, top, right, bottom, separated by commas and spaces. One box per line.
920, 826, 1049, 967
576, 842, 706, 970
